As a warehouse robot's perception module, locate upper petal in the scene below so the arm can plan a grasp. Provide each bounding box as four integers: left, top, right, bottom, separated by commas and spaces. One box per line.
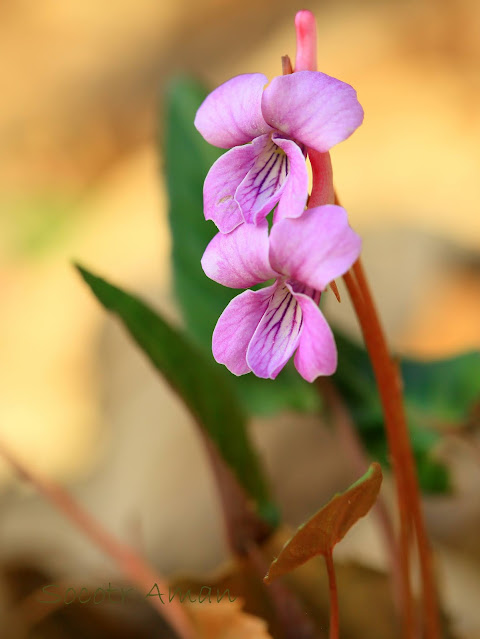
292, 291, 337, 381
261, 71, 364, 153
246, 282, 303, 379
201, 221, 276, 289
212, 286, 275, 376
204, 144, 256, 233
272, 135, 309, 222
269, 205, 362, 291
235, 135, 289, 225
194, 74, 273, 149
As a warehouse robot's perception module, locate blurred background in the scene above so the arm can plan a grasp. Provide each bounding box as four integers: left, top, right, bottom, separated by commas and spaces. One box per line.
0, 0, 479, 637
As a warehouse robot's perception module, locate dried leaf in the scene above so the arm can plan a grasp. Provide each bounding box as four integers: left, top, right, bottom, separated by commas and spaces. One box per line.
264, 463, 382, 583
187, 598, 273, 639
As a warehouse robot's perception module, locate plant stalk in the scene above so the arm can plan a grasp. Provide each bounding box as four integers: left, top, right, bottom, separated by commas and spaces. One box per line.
347, 259, 440, 639
342, 268, 416, 639
318, 378, 403, 616
294, 10, 440, 637
324, 550, 339, 639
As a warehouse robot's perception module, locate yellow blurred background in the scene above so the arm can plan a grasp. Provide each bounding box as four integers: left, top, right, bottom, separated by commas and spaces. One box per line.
0, 0, 479, 636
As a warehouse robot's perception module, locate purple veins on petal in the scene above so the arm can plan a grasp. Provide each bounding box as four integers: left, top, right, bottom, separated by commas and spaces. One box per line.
205, 202, 362, 382
203, 143, 257, 234
196, 69, 364, 231
271, 135, 309, 222
212, 286, 275, 375
236, 136, 289, 225
292, 291, 337, 381
246, 282, 303, 379
288, 279, 321, 303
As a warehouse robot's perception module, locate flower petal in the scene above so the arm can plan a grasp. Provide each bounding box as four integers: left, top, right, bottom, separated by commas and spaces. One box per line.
246, 282, 303, 379
201, 221, 276, 289
261, 71, 364, 153
194, 74, 273, 149
272, 136, 309, 222
204, 144, 256, 233
235, 135, 289, 225
269, 205, 362, 291
212, 286, 275, 375
292, 291, 337, 381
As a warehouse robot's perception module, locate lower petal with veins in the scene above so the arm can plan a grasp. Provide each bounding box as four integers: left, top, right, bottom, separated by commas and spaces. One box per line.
293, 290, 337, 381
212, 285, 275, 375
246, 282, 303, 379
272, 136, 309, 222
236, 135, 289, 225
204, 143, 256, 233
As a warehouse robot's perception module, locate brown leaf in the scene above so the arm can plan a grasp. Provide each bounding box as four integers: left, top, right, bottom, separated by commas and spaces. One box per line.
187, 597, 273, 639
264, 463, 383, 584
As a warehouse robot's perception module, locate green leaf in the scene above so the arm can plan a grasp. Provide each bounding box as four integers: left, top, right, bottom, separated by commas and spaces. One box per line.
333, 330, 480, 494
401, 354, 480, 427
164, 76, 319, 416
76, 264, 278, 525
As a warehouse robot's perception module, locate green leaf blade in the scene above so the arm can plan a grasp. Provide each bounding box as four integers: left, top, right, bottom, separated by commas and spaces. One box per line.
76, 264, 277, 525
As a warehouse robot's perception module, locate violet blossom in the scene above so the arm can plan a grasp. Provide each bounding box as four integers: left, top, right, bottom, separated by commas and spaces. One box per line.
201, 205, 361, 381
194, 71, 364, 233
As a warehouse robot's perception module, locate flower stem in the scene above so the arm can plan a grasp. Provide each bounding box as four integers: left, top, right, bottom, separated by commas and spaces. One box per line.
324, 550, 339, 639
318, 378, 403, 616
343, 268, 416, 639
309, 155, 441, 638
296, 11, 440, 637
307, 150, 334, 206
347, 259, 440, 639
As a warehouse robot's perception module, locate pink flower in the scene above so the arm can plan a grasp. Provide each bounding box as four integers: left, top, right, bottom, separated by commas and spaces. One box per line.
201, 205, 361, 381
194, 72, 364, 234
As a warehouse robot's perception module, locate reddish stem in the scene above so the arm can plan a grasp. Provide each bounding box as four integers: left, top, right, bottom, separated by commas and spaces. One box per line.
350, 259, 440, 639
296, 12, 440, 632
343, 269, 416, 639
295, 12, 424, 627
318, 378, 403, 616
324, 551, 339, 639
307, 150, 334, 206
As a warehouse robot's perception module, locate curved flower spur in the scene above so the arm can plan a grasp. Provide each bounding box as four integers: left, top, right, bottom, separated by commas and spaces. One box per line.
194, 72, 364, 233
201, 205, 361, 381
